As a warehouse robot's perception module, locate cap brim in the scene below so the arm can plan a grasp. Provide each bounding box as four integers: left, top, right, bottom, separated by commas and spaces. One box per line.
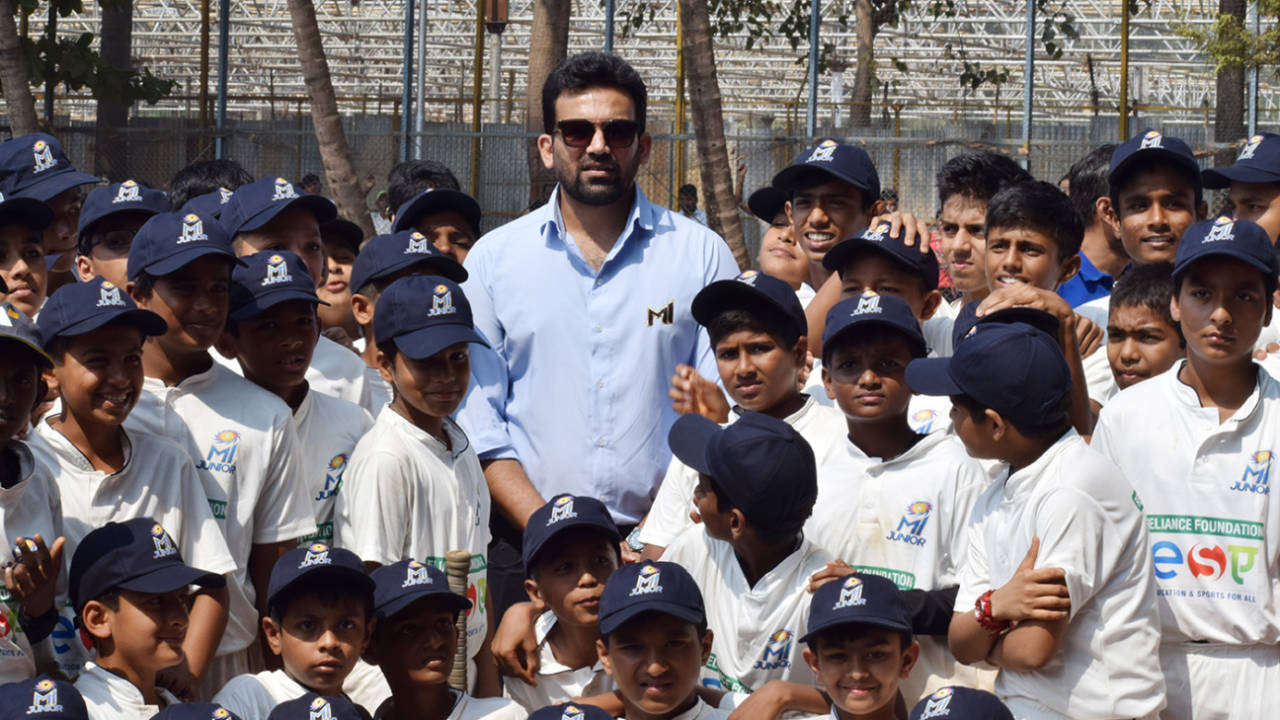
49, 309, 169, 343
230, 288, 329, 321
798, 615, 912, 644
351, 254, 468, 292
0, 197, 53, 230
19, 170, 99, 203
904, 357, 964, 397
1202, 165, 1280, 189
391, 323, 489, 360
1111, 149, 1201, 188
376, 587, 472, 621
139, 244, 242, 278
691, 280, 781, 328
747, 187, 787, 222
772, 164, 873, 195
0, 334, 54, 368
821, 238, 933, 290
599, 602, 706, 636
825, 319, 926, 359
267, 566, 375, 611
666, 413, 720, 477
234, 195, 338, 234
523, 517, 622, 573
393, 190, 481, 234
117, 563, 226, 596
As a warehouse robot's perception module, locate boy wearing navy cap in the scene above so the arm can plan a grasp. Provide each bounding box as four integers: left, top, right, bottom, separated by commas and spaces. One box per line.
0, 676, 90, 720
907, 323, 1165, 719
1206, 133, 1280, 243
595, 561, 726, 720
217, 251, 373, 546
214, 544, 375, 719
151, 703, 244, 720
333, 275, 498, 696
365, 560, 526, 719
70, 517, 226, 719
528, 704, 610, 720
168, 160, 252, 212
266, 695, 362, 720
1092, 217, 1280, 719
0, 133, 98, 282
73, 181, 170, 288
391, 187, 482, 263
748, 187, 810, 301
799, 573, 919, 720
500, 495, 620, 713
909, 687, 1013, 720
32, 277, 235, 687
1104, 129, 1206, 267
317, 218, 364, 343
124, 211, 316, 696
0, 190, 55, 319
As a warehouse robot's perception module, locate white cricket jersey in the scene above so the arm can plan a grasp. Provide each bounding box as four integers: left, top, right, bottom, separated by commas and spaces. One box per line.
796, 282, 816, 309
954, 431, 1165, 719
333, 409, 491, 683
291, 389, 374, 546
364, 366, 392, 418
805, 430, 990, 702
213, 669, 371, 720
342, 660, 392, 716
374, 690, 528, 720
1256, 308, 1280, 351
502, 611, 614, 713
661, 528, 831, 695
639, 396, 845, 549
651, 697, 730, 720
1074, 295, 1116, 404
125, 362, 317, 656
213, 335, 383, 418
0, 440, 66, 684
29, 421, 238, 675
1093, 363, 1280, 646
922, 308, 956, 359
75, 661, 181, 720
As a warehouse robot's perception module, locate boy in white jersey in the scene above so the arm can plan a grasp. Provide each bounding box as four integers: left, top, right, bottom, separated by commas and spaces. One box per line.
501, 494, 619, 714
908, 321, 1165, 719
808, 291, 988, 703
123, 211, 316, 695
1104, 261, 1183, 391
333, 275, 498, 696
214, 544, 374, 719
641, 269, 844, 556
1092, 217, 1280, 719
32, 277, 235, 688
219, 250, 373, 545
662, 411, 830, 717
366, 560, 526, 720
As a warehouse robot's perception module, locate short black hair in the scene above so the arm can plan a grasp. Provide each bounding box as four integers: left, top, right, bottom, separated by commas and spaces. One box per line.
1111, 262, 1176, 324
1065, 144, 1115, 226
985, 181, 1084, 261
130, 270, 159, 299
704, 473, 810, 545
706, 309, 801, 352
950, 392, 1071, 443
169, 159, 254, 210
82, 589, 121, 650
299, 173, 321, 188
542, 52, 647, 135
376, 338, 398, 366
267, 574, 374, 624
1109, 158, 1204, 215
935, 151, 1032, 212
387, 160, 462, 214
678, 184, 696, 195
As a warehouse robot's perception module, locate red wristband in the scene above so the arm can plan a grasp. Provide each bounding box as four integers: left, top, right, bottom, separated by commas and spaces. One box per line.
974, 589, 1010, 635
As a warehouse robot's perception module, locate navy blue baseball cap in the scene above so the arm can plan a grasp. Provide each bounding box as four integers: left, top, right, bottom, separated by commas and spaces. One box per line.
822, 221, 940, 291
221, 177, 338, 236
1204, 133, 1280, 189
909, 687, 1014, 720
772, 139, 881, 201
265, 543, 373, 613
800, 573, 910, 644
1109, 129, 1202, 191
179, 188, 234, 220
522, 494, 622, 572
0, 189, 53, 232
127, 211, 240, 281
69, 517, 225, 613
598, 560, 705, 636
38, 276, 167, 346
692, 270, 807, 338
150, 703, 244, 720
0, 133, 98, 202
0, 676, 88, 720
668, 411, 817, 529
349, 229, 467, 292
1174, 216, 1279, 292
370, 559, 471, 621
392, 187, 482, 237
747, 186, 788, 222
76, 180, 170, 255
530, 704, 614, 720
229, 250, 328, 322
372, 275, 488, 359
906, 321, 1071, 427
822, 291, 926, 359
950, 301, 1060, 350
0, 303, 53, 368
321, 217, 364, 255
266, 695, 362, 720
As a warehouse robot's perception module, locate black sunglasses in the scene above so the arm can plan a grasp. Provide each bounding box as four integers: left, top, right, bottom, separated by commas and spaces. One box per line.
555, 119, 640, 149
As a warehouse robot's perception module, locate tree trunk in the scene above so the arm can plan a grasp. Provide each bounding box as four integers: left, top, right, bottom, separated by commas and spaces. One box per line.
95, 0, 132, 179
524, 0, 569, 207
0, 0, 38, 136
1213, 0, 1246, 166
677, 0, 749, 270
850, 0, 873, 128
285, 0, 374, 236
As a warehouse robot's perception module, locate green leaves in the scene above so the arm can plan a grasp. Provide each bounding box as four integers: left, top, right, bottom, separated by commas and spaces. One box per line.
20, 30, 176, 104
1174, 8, 1280, 73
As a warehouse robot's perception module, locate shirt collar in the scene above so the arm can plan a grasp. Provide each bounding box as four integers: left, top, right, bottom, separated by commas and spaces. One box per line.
1076, 252, 1109, 282
543, 184, 653, 259
384, 407, 470, 460
82, 661, 179, 709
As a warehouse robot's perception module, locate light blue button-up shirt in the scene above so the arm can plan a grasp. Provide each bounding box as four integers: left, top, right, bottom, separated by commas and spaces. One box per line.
457, 186, 738, 523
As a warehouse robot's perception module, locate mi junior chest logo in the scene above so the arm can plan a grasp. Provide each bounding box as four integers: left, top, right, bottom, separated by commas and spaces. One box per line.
630, 564, 663, 596
886, 501, 931, 546
316, 454, 348, 501
198, 429, 241, 474
754, 629, 794, 670
1232, 451, 1272, 494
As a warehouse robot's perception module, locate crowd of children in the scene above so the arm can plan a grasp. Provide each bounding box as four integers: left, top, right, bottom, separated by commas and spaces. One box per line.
0, 49, 1277, 720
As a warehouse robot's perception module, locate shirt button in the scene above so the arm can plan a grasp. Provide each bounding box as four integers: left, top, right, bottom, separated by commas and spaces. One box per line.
594, 325, 603, 334
597, 380, 605, 388
594, 279, 603, 288
596, 439, 607, 447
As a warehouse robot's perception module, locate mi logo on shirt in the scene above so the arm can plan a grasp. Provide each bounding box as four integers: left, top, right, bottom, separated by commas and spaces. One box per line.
309, 697, 334, 720
27, 679, 62, 713
917, 687, 953, 718
178, 213, 209, 244
1139, 130, 1163, 149
300, 543, 331, 567
31, 141, 55, 173
833, 575, 867, 609
807, 139, 838, 163
404, 232, 429, 254
402, 560, 432, 587
1204, 216, 1236, 244
273, 177, 299, 202
112, 180, 142, 204
854, 291, 882, 315
199, 430, 240, 473
316, 454, 348, 501
96, 281, 125, 308
1239, 134, 1265, 160
886, 501, 931, 546
646, 301, 674, 326
151, 524, 178, 559
548, 495, 578, 524
1232, 450, 1272, 494
754, 629, 794, 670
263, 254, 292, 285
909, 409, 937, 435
630, 565, 663, 596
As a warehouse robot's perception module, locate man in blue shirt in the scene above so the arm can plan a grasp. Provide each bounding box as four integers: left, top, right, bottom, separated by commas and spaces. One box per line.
457, 51, 737, 612
1057, 144, 1129, 307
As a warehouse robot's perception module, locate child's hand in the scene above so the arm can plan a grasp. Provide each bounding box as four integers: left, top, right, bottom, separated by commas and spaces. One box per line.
156, 658, 199, 701
797, 351, 815, 388
669, 365, 730, 423
1075, 315, 1103, 357
990, 537, 1071, 623
807, 559, 856, 593
5, 535, 65, 619
490, 601, 542, 685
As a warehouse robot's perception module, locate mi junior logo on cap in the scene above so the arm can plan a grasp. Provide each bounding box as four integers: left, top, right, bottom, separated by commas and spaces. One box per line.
1139, 130, 1163, 149
309, 697, 334, 720
1204, 216, 1235, 243
918, 687, 954, 718
854, 290, 882, 315
301, 543, 331, 567
548, 495, 578, 524
630, 564, 663, 596
96, 280, 125, 308
561, 706, 586, 720
863, 223, 890, 242
178, 213, 209, 244
213, 709, 231, 719
428, 283, 456, 317
27, 679, 62, 713
273, 177, 299, 202
402, 560, 431, 587
405, 232, 430, 254
31, 140, 55, 173
113, 180, 142, 204
151, 523, 178, 559
736, 269, 759, 286
263, 254, 292, 285
1240, 135, 1265, 161
833, 575, 867, 609
806, 139, 838, 163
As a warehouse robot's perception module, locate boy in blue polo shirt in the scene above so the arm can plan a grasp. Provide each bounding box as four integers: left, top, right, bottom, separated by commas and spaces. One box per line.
73, 181, 170, 288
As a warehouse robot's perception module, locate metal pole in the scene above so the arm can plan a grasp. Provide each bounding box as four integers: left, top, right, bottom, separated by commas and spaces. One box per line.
469, 0, 486, 198
806, 0, 819, 138
674, 11, 686, 207
490, 33, 502, 123
1021, 0, 1034, 170
401, 0, 414, 162
199, 0, 211, 130
1247, 0, 1259, 136
1118, 0, 1129, 140
414, 0, 427, 157
215, 0, 230, 158
604, 0, 614, 51
43, 3, 54, 125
